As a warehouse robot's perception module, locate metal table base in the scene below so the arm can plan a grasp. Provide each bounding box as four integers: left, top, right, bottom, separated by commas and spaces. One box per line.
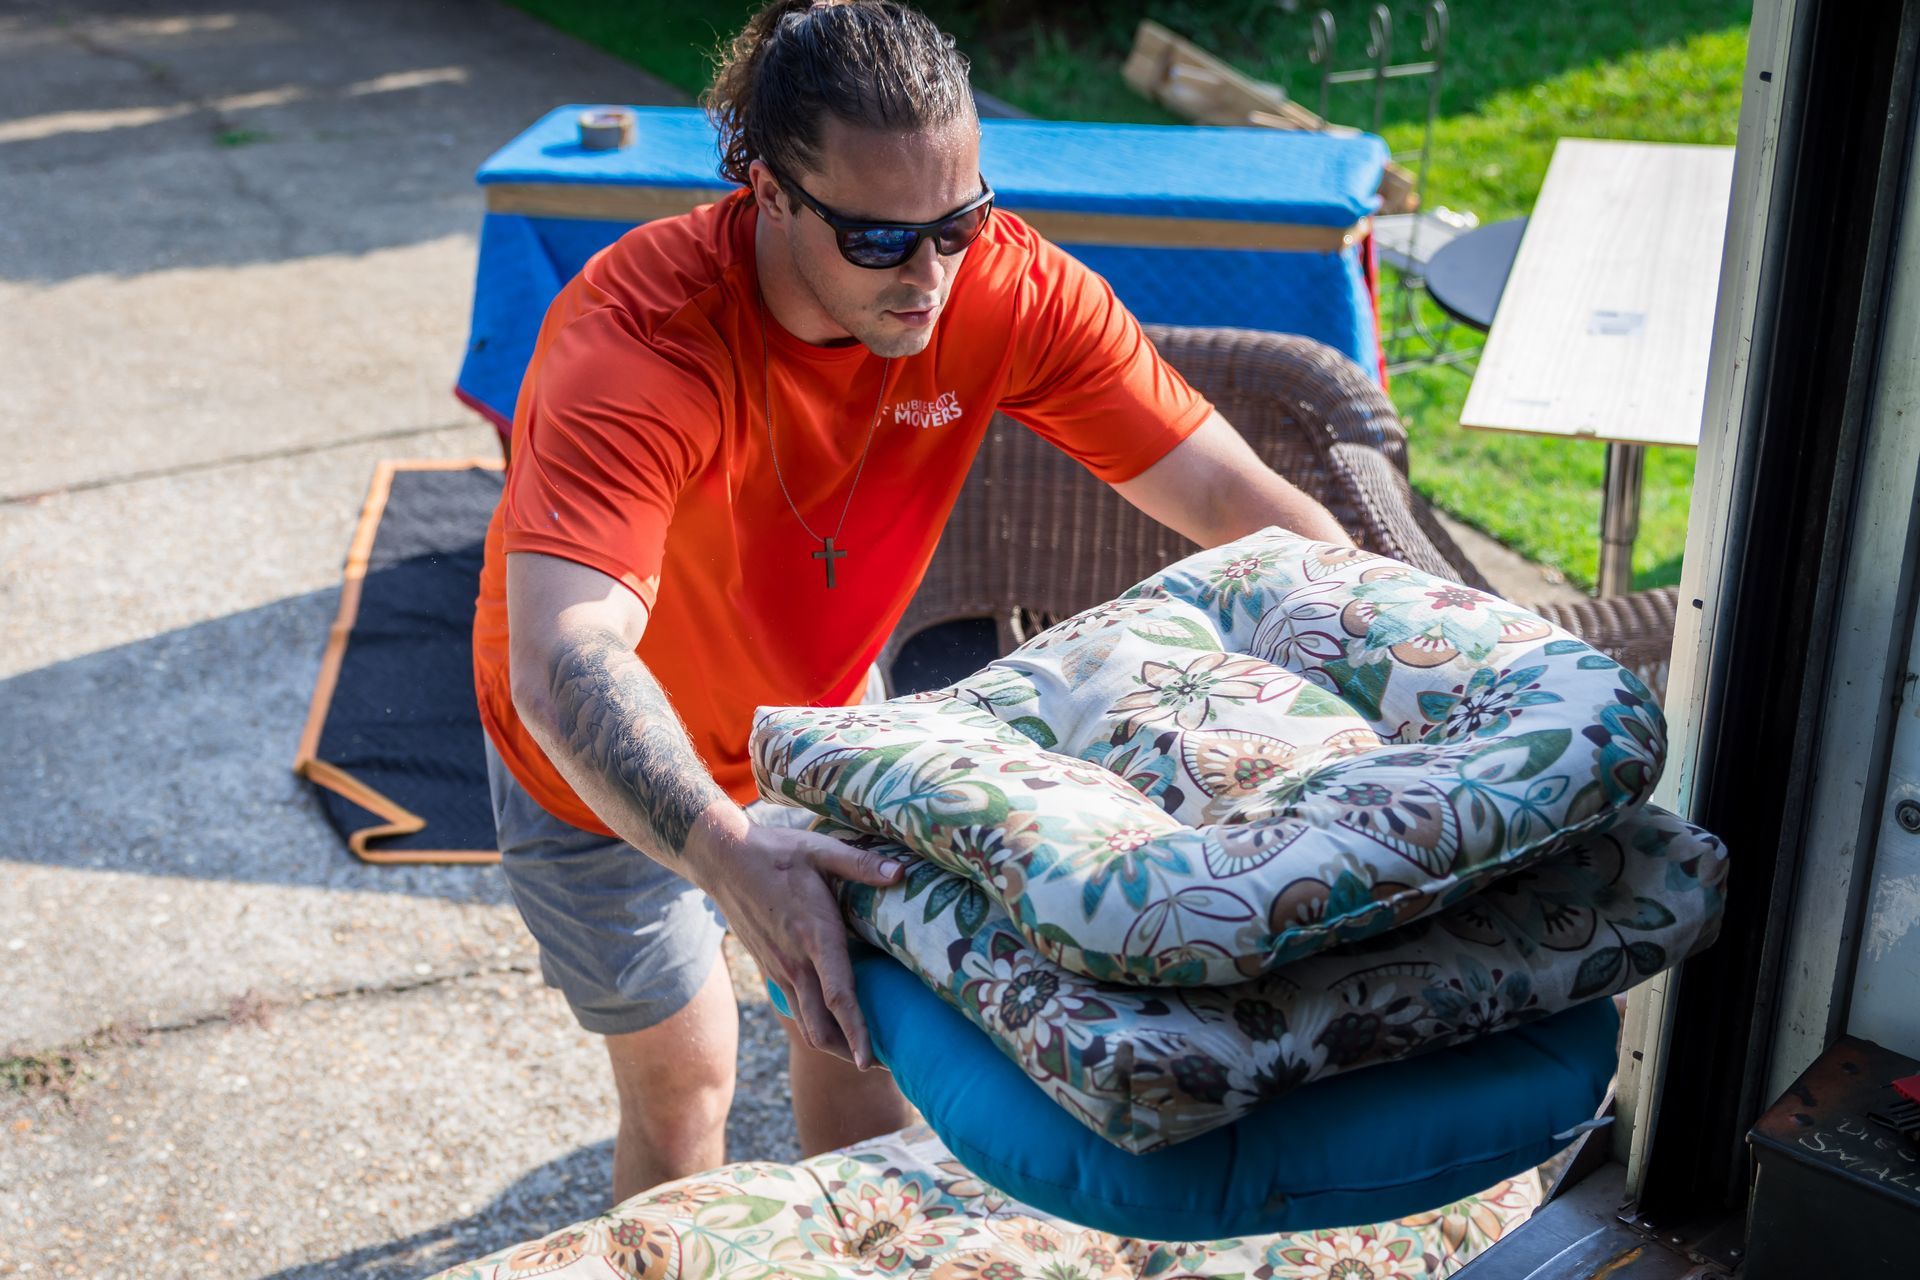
1600, 442, 1646, 597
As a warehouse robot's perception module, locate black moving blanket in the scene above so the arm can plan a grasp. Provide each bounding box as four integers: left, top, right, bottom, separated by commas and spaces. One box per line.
296, 461, 502, 863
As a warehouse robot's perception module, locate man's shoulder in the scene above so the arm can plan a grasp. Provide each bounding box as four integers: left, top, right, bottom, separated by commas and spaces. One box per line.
574, 192, 752, 338
539, 197, 751, 389
536, 300, 731, 422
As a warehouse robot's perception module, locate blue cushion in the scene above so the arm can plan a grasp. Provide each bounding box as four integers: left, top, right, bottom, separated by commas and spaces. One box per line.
770, 947, 1616, 1240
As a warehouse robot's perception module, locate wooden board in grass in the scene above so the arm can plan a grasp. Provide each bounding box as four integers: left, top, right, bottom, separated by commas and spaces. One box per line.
1123, 19, 1418, 214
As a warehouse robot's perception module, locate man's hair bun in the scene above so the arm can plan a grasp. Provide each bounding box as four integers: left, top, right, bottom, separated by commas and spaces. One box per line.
704, 0, 976, 189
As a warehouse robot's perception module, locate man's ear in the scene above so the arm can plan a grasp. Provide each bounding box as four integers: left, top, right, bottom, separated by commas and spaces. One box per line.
747, 160, 788, 222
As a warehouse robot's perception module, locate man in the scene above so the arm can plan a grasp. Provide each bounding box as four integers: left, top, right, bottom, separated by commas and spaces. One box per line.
472, 0, 1352, 1203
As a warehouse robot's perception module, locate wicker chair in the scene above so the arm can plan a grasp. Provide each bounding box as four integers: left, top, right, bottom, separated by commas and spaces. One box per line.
882, 325, 1679, 702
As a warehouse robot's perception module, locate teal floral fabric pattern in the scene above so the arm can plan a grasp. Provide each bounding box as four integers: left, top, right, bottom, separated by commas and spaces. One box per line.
753, 530, 1668, 987
427, 1124, 1541, 1280
826, 804, 1725, 1152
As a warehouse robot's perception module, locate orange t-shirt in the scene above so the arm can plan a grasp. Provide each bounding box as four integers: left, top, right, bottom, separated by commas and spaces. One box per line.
472, 190, 1213, 835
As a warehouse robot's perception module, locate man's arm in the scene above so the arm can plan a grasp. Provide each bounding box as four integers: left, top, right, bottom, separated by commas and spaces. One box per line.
505, 551, 901, 1066
507, 552, 725, 862
1112, 410, 1355, 549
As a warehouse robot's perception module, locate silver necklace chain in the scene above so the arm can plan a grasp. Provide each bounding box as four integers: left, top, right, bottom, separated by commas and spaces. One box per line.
758, 299, 892, 549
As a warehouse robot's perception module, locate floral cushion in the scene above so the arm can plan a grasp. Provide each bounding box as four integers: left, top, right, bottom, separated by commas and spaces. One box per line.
427, 1124, 1541, 1280
829, 803, 1725, 1153
753, 530, 1667, 987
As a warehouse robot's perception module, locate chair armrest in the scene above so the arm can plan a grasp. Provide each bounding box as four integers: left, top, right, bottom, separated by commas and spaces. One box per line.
1532, 588, 1680, 703
1322, 441, 1498, 589
1328, 439, 1678, 700
1142, 328, 1504, 593
1140, 326, 1415, 517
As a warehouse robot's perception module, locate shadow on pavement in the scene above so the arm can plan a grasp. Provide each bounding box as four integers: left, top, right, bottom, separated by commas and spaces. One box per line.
253, 1138, 615, 1280
1, 587, 509, 904
247, 1012, 802, 1279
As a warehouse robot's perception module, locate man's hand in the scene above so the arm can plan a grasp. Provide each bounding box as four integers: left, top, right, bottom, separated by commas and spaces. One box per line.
507, 551, 906, 1069
683, 809, 904, 1069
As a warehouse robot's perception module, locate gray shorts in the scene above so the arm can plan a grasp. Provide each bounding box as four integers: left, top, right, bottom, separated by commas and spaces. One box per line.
486, 738, 730, 1036
485, 668, 883, 1037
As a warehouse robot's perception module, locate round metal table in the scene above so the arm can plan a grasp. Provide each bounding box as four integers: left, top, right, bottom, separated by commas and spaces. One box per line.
1422, 216, 1528, 331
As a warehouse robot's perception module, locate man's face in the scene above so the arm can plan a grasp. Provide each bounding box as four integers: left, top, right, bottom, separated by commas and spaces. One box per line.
762, 116, 982, 357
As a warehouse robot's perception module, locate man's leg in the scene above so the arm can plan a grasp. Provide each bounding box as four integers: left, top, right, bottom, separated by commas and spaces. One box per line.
781, 1010, 916, 1156
605, 955, 739, 1201
487, 739, 737, 1204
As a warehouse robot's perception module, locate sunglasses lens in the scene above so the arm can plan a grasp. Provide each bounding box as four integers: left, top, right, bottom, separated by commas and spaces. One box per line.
840, 227, 919, 268
935, 202, 992, 254
831, 193, 992, 268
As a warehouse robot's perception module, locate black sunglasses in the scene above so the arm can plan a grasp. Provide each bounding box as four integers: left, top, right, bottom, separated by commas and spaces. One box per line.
776, 172, 995, 270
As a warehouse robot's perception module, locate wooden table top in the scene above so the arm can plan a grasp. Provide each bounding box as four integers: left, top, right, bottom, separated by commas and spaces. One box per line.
1459, 138, 1736, 449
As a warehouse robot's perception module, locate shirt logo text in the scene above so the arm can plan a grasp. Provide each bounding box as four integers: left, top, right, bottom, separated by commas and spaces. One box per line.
893, 391, 963, 429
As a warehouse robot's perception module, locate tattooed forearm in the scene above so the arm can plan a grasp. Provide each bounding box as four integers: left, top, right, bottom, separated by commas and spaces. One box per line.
544, 627, 731, 858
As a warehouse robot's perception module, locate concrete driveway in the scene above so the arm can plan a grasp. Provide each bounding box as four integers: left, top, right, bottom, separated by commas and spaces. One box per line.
0, 3, 799, 1275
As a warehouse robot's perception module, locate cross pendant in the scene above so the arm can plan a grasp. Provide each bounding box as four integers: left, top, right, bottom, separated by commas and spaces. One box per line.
813, 537, 847, 589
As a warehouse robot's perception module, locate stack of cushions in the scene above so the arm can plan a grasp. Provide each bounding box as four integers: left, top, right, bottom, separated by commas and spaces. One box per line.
751, 531, 1727, 1232
427, 1123, 1546, 1280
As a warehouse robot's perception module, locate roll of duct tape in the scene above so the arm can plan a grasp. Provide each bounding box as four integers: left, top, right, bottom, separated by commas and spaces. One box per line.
578, 107, 636, 151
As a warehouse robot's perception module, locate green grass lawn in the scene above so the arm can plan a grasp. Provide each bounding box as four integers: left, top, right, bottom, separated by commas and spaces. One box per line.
506, 0, 1752, 589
